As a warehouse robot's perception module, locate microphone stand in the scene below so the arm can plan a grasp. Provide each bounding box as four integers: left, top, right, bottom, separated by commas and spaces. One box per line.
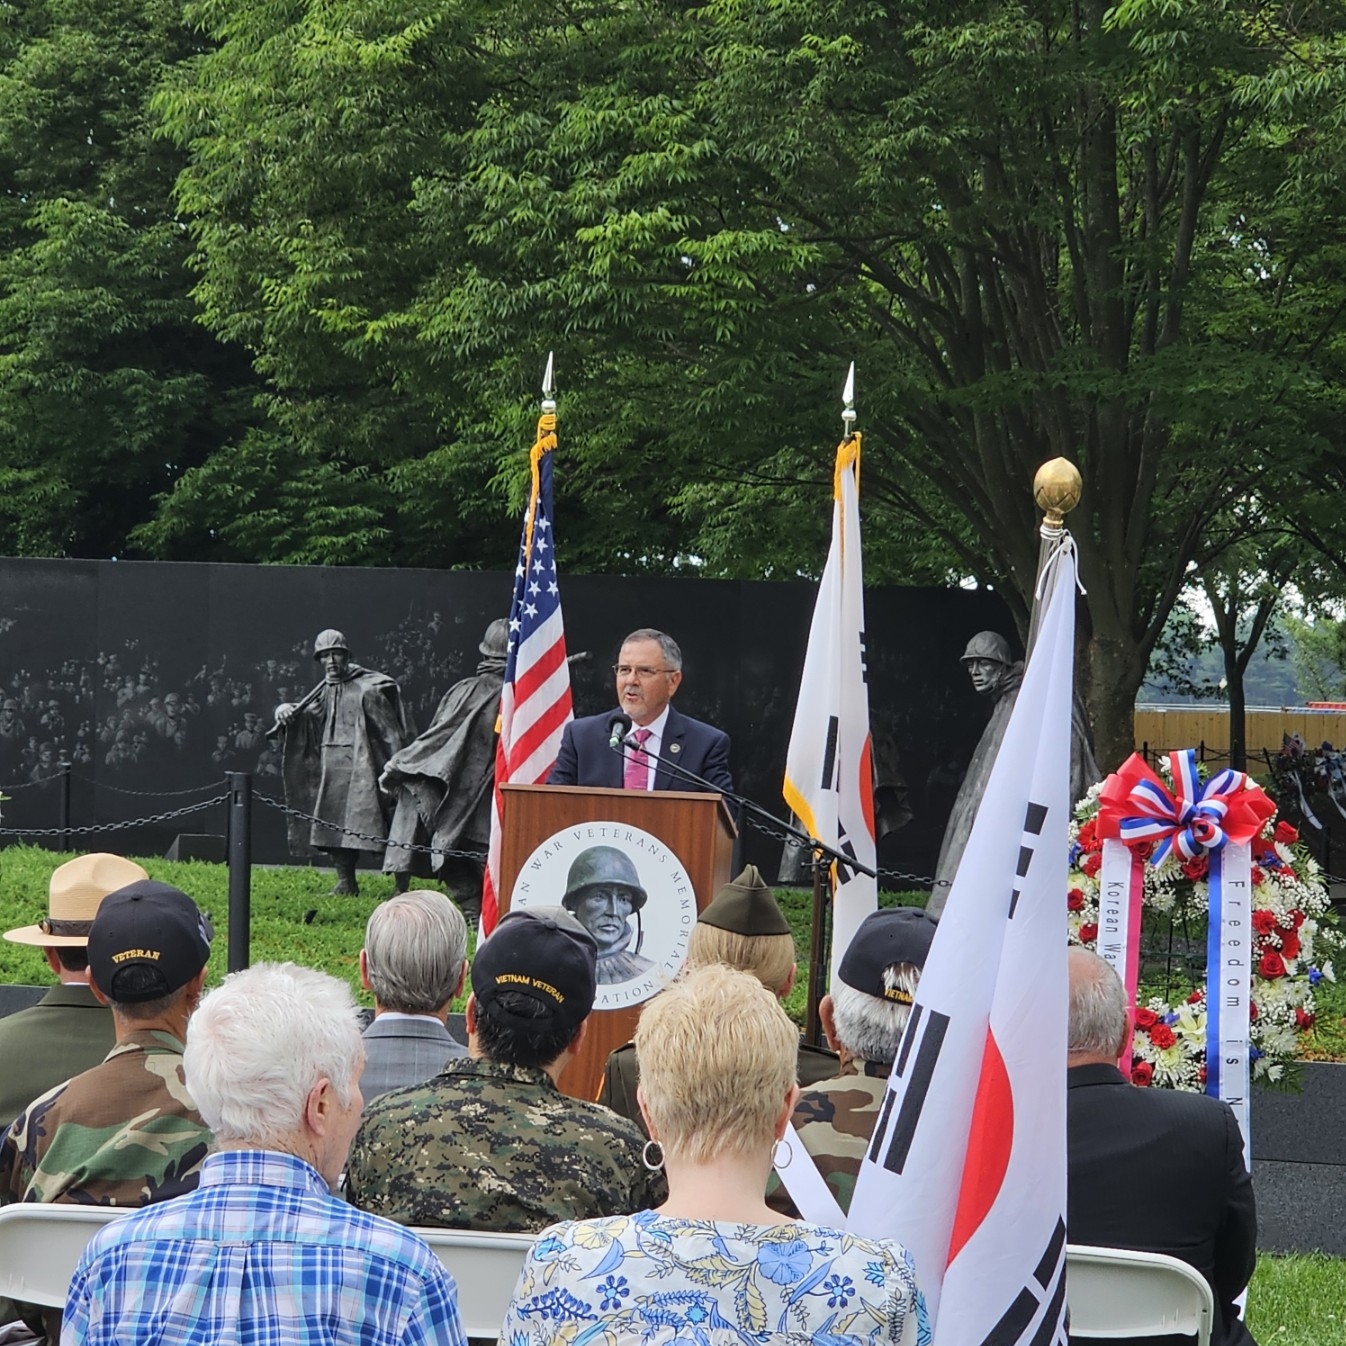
609, 736, 873, 1045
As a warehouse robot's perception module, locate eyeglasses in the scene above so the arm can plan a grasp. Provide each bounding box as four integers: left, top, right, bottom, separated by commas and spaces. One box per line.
612, 665, 674, 680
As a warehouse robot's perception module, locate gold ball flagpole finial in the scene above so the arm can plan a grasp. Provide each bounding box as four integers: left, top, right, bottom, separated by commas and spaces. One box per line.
1033, 457, 1082, 535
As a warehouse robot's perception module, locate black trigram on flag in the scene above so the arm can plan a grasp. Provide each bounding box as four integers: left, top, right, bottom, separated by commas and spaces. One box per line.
977, 1216, 1068, 1346
1008, 801, 1049, 919
867, 1002, 951, 1177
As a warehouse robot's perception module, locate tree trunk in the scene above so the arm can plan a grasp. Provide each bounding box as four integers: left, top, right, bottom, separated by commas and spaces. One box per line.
1086, 629, 1144, 774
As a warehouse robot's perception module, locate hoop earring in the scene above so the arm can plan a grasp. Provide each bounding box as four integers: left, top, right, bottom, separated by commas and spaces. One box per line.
772, 1137, 793, 1170
642, 1139, 665, 1172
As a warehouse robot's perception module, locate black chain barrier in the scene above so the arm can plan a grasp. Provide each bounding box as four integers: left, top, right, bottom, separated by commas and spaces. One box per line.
0, 776, 56, 793
251, 791, 489, 863
66, 772, 229, 799
0, 793, 231, 839
738, 802, 947, 889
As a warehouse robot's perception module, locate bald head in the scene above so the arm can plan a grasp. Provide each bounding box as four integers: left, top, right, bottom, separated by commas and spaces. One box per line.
1067, 948, 1128, 1064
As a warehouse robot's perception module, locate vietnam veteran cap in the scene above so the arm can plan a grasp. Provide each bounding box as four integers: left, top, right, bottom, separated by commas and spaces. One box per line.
472, 905, 598, 1034
836, 907, 937, 1004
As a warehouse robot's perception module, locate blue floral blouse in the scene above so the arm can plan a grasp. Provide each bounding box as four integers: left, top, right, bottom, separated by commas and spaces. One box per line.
498, 1211, 931, 1345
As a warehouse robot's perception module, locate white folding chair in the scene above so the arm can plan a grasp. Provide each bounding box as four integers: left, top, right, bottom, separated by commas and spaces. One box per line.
1066, 1243, 1214, 1345
410, 1226, 535, 1341
0, 1204, 131, 1307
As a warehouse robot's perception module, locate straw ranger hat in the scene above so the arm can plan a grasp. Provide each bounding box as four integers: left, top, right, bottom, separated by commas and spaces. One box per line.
4, 852, 150, 947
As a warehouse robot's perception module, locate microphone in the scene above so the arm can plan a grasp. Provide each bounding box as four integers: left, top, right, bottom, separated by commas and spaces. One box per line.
607, 710, 633, 751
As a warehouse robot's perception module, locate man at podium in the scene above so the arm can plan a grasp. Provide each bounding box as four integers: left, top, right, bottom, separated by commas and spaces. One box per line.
547, 628, 732, 793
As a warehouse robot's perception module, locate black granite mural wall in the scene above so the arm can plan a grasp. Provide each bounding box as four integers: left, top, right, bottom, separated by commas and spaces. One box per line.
0, 558, 1014, 879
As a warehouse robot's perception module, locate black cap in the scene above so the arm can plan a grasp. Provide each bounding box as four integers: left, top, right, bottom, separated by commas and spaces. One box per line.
837, 907, 937, 1005
88, 881, 213, 1003
698, 865, 790, 936
472, 906, 597, 1035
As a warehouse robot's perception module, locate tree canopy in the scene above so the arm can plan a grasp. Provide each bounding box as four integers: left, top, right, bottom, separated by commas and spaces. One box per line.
3, 0, 1346, 763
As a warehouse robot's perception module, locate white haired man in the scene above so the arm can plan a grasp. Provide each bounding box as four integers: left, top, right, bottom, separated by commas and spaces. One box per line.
775, 906, 936, 1216
359, 891, 469, 1100
1067, 949, 1257, 1346
63, 963, 466, 1346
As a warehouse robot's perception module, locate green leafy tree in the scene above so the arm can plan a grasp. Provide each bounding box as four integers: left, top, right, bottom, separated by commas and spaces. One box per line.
0, 0, 255, 557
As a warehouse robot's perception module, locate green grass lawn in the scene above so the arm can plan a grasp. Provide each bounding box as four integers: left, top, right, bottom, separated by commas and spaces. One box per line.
0, 844, 931, 1021
2, 846, 1343, 1334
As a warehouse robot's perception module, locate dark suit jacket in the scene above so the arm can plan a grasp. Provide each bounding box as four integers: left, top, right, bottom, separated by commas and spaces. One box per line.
546, 705, 733, 794
360, 1015, 468, 1102
1067, 1063, 1258, 1346
0, 983, 115, 1131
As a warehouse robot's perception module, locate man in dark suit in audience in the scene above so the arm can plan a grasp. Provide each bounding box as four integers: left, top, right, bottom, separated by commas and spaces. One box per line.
1066, 949, 1257, 1346
358, 890, 469, 1101
547, 629, 731, 793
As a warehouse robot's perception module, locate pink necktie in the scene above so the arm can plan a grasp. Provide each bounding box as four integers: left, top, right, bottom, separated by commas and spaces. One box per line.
624, 727, 652, 790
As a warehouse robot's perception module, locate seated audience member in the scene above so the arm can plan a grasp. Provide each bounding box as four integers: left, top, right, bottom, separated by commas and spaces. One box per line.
600, 864, 836, 1133
777, 905, 935, 1215
1, 880, 213, 1206
63, 963, 466, 1346
500, 963, 929, 1344
346, 906, 664, 1231
1067, 949, 1257, 1346
0, 852, 148, 1128
359, 890, 469, 1100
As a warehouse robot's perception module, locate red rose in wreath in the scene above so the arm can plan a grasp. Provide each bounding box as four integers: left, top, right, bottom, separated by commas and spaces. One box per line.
1260, 951, 1287, 979
1252, 909, 1278, 936
1134, 1007, 1159, 1030
1131, 1061, 1153, 1087
1251, 865, 1266, 887
1149, 1023, 1177, 1049
1079, 922, 1098, 943
1187, 990, 1203, 1005
1077, 819, 1099, 850
1067, 888, 1085, 912
1250, 1000, 1258, 1022
1291, 909, 1306, 929
1296, 1007, 1316, 1030
1080, 853, 1102, 878
1281, 932, 1301, 961
1180, 855, 1209, 881
1275, 820, 1300, 846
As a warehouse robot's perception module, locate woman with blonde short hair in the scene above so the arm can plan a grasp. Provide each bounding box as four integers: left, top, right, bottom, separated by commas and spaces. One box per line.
500, 963, 929, 1344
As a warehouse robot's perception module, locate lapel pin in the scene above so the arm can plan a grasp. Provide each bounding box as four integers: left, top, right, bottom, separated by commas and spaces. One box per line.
669, 742, 681, 754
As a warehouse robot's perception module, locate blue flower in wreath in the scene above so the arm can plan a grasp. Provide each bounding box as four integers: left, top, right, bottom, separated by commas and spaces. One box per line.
864, 1261, 886, 1287
1250, 1045, 1263, 1062
758, 1239, 812, 1285
825, 1274, 855, 1307
599, 1275, 629, 1310
1310, 967, 1324, 986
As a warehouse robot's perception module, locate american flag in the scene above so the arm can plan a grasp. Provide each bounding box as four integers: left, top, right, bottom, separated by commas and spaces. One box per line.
481, 412, 574, 934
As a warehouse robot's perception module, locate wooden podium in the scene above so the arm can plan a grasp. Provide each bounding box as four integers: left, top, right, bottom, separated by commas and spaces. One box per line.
497, 783, 737, 1101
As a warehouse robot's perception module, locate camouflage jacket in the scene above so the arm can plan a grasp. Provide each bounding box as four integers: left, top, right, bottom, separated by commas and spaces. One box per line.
771, 1059, 889, 1218
346, 1056, 666, 1232
0, 1028, 211, 1207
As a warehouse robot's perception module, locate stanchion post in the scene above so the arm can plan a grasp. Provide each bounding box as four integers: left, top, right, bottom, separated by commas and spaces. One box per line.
226, 772, 252, 972
58, 759, 71, 852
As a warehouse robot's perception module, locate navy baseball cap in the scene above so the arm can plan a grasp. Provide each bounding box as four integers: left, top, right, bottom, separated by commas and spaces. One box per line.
88, 881, 213, 1003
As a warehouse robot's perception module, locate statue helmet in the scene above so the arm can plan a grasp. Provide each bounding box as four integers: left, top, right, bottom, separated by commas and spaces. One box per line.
561, 845, 648, 913
960, 631, 1014, 666
312, 629, 349, 660
479, 618, 510, 658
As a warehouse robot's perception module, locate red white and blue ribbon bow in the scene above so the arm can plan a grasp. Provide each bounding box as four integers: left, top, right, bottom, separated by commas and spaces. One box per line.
1098, 750, 1274, 865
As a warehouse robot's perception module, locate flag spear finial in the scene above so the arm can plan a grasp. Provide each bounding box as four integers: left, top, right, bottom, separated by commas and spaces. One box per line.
841, 362, 857, 437
541, 351, 556, 414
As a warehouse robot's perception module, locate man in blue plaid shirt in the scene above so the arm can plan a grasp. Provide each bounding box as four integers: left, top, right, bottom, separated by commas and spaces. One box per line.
62, 963, 466, 1346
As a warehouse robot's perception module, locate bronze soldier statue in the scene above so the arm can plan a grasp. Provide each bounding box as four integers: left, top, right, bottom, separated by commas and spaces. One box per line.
379, 618, 508, 916
273, 629, 413, 896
